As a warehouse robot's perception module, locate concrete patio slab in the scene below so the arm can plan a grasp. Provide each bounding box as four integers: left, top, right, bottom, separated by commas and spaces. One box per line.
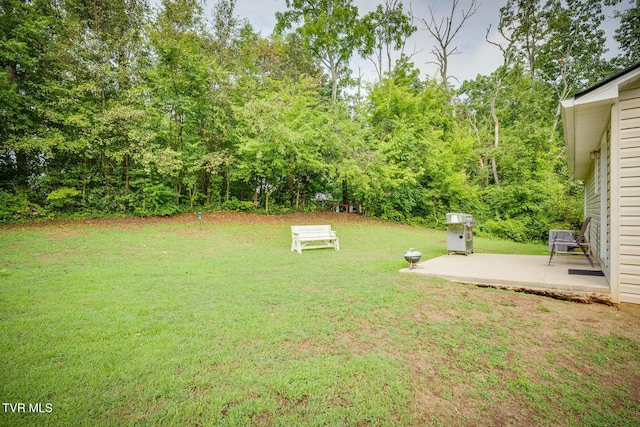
400, 254, 611, 303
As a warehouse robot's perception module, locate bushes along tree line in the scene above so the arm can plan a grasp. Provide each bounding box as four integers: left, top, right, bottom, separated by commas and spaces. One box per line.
1, 0, 638, 241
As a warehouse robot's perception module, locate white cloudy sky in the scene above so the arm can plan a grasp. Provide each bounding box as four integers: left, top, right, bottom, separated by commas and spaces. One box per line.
206, 0, 628, 86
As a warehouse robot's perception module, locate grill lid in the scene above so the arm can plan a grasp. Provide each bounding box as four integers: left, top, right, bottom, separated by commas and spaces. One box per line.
445, 213, 475, 226
404, 248, 422, 262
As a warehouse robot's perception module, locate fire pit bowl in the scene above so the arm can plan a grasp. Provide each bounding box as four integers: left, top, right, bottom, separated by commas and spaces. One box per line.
404, 248, 422, 269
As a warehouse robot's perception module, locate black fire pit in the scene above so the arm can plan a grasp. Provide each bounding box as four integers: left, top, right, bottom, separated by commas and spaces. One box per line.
404, 248, 422, 269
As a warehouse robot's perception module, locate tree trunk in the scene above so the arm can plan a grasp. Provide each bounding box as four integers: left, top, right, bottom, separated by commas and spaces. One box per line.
441, 56, 456, 115
175, 184, 181, 205
200, 172, 209, 205
124, 153, 130, 190
288, 174, 294, 207
82, 157, 88, 207
342, 179, 349, 207
467, 115, 489, 185
420, 0, 479, 116
330, 62, 339, 103
386, 42, 392, 79
14, 151, 28, 191
265, 188, 270, 214
189, 182, 196, 209
225, 170, 230, 203
490, 86, 500, 186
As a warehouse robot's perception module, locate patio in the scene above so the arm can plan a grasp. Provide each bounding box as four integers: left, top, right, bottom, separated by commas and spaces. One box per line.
401, 253, 611, 304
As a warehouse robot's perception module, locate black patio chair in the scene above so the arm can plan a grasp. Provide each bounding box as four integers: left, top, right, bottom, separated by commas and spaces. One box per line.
548, 217, 594, 267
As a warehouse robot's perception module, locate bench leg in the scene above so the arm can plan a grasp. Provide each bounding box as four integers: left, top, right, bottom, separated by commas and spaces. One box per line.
548, 243, 555, 265
292, 238, 302, 253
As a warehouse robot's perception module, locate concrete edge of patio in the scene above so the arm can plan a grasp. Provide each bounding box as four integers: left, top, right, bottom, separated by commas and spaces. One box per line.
400, 254, 612, 305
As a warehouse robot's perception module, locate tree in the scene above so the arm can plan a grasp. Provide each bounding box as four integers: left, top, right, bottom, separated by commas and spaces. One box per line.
0, 0, 596, 240
0, 0, 67, 194
235, 78, 333, 212
479, 22, 518, 187
359, 0, 416, 81
0, 0, 150, 215
62, 0, 149, 204
358, 67, 476, 223
498, 0, 548, 82
211, 0, 240, 60
499, 0, 612, 89
276, 0, 362, 103
493, 0, 613, 164
419, 0, 479, 109
611, 0, 640, 67
139, 0, 232, 212
459, 63, 576, 241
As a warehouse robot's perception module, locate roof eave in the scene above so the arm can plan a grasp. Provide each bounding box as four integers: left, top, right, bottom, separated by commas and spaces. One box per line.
560, 98, 576, 180
561, 63, 640, 181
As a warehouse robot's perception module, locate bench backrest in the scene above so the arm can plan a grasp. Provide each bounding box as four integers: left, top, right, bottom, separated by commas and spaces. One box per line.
291, 225, 334, 236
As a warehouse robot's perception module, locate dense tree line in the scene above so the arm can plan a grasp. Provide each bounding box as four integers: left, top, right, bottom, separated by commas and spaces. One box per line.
1, 0, 638, 241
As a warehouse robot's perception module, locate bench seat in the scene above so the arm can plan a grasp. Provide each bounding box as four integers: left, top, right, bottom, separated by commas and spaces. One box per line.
291, 225, 339, 254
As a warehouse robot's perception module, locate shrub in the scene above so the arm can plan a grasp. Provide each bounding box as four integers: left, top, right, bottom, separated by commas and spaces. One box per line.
0, 191, 46, 222
46, 187, 81, 211
480, 217, 531, 243
220, 199, 256, 212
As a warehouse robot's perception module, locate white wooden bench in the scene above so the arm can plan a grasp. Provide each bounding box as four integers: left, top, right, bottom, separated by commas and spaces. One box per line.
291, 225, 339, 254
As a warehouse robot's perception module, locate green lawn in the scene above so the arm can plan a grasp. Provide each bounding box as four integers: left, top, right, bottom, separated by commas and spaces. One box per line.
1, 213, 638, 426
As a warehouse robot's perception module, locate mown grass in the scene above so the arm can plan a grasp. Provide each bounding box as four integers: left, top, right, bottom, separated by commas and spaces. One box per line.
1, 213, 638, 426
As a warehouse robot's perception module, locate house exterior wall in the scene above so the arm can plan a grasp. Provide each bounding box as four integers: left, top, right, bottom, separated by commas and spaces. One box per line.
585, 129, 610, 275
585, 151, 601, 258
606, 130, 611, 278
617, 86, 640, 304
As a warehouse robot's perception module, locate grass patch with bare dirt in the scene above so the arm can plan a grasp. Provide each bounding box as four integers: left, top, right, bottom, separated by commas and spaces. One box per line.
1, 212, 638, 426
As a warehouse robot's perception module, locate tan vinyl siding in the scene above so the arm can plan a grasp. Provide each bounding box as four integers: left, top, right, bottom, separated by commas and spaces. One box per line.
606, 130, 611, 276
618, 87, 640, 303
585, 160, 601, 259
585, 130, 609, 268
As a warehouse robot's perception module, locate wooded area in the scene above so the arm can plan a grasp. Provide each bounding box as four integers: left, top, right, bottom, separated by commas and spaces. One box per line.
1, 0, 638, 241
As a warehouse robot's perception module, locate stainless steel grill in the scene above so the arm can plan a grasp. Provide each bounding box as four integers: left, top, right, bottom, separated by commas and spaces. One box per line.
444, 213, 476, 255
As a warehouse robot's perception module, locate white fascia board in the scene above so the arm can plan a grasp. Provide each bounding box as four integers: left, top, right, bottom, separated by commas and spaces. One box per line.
560, 99, 576, 179
574, 84, 619, 105
560, 98, 575, 109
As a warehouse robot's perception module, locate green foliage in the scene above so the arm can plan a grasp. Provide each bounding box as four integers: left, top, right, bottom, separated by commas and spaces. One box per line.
359, 1, 416, 80
351, 71, 478, 226
220, 198, 256, 212
0, 190, 45, 222
481, 217, 531, 243
612, 0, 640, 67
46, 187, 81, 211
276, 0, 363, 102
127, 178, 179, 217
0, 0, 633, 243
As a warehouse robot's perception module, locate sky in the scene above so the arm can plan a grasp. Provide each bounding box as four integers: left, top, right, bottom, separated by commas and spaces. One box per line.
215, 0, 628, 86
